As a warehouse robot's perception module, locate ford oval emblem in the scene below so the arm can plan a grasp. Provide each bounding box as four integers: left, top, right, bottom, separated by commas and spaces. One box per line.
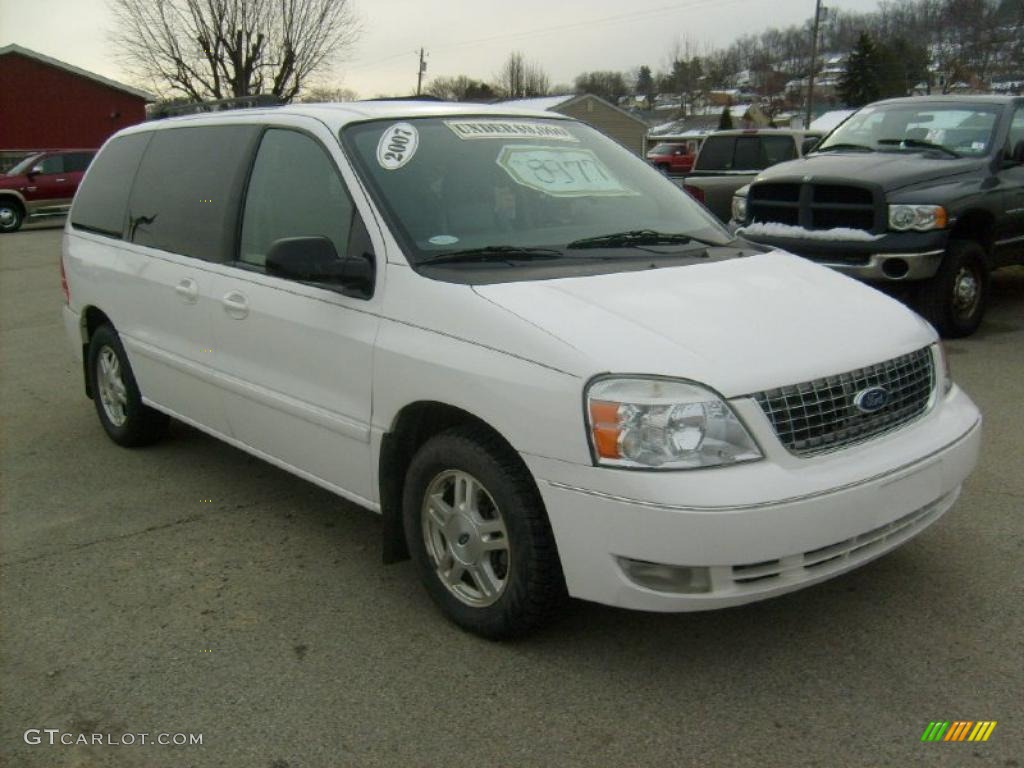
854, 386, 889, 413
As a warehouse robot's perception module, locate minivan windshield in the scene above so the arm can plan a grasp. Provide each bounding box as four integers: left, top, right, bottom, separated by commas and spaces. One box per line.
816, 103, 1001, 157
342, 117, 730, 266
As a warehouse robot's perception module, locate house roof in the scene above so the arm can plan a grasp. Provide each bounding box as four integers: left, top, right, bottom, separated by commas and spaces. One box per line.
0, 44, 155, 101
500, 93, 649, 128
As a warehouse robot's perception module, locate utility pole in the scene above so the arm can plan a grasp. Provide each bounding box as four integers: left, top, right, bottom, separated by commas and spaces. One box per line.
805, 0, 823, 129
416, 47, 427, 96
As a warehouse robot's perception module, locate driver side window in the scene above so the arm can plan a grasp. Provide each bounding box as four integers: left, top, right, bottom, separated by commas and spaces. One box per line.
36, 155, 65, 174
1009, 107, 1024, 160
240, 129, 355, 268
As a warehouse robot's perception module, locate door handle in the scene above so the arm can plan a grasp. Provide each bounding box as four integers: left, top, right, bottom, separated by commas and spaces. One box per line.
55, 177, 67, 182
221, 290, 249, 319
174, 278, 199, 304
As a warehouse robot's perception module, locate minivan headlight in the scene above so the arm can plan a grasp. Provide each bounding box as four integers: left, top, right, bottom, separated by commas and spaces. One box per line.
888, 204, 946, 231
586, 377, 763, 469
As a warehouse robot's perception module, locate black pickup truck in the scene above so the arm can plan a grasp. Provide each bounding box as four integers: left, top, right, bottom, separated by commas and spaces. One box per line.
731, 96, 1024, 337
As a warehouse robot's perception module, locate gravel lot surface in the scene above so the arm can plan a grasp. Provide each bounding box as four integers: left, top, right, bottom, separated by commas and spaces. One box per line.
2, 223, 1022, 767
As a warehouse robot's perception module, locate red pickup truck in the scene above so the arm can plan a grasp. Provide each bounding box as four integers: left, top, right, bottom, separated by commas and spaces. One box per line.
0, 149, 96, 233
645, 135, 705, 175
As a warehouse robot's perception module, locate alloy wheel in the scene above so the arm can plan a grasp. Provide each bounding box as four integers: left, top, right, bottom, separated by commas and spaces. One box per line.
421, 469, 511, 607
97, 346, 128, 427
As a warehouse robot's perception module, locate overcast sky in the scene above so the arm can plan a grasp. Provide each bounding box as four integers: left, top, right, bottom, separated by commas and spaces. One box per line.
0, 0, 883, 98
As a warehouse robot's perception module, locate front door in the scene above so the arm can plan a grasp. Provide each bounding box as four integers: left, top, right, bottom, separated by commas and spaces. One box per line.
997, 105, 1024, 263
208, 124, 383, 504
26, 154, 77, 213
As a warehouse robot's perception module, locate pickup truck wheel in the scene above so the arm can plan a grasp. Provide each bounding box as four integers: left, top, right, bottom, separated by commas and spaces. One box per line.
87, 324, 169, 446
0, 199, 24, 233
914, 240, 989, 338
402, 425, 567, 639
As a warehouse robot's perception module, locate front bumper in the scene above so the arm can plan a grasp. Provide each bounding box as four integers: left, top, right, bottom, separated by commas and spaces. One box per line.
734, 228, 949, 282
524, 385, 981, 612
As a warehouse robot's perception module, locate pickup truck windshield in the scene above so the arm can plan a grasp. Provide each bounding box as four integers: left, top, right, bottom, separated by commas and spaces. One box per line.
817, 103, 1001, 157
342, 117, 730, 266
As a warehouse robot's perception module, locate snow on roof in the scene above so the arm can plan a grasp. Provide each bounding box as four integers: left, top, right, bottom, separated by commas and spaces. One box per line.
0, 44, 155, 101
809, 109, 856, 133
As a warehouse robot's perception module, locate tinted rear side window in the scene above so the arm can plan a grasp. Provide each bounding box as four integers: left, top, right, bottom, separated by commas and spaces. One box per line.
64, 152, 95, 172
694, 137, 735, 171
70, 133, 152, 238
129, 125, 260, 261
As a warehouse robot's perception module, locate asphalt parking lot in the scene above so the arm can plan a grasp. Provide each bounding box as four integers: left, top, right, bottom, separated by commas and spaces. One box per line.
1, 223, 1022, 768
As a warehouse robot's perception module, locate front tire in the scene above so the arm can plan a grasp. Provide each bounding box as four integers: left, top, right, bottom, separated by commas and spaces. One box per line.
87, 324, 169, 446
914, 239, 989, 338
402, 425, 567, 639
0, 199, 24, 233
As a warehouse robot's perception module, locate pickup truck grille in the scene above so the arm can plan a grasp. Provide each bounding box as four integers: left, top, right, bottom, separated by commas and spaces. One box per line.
752, 348, 934, 456
748, 182, 878, 232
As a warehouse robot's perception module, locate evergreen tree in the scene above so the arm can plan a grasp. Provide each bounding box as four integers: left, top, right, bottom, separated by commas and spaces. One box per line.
636, 65, 655, 108
718, 106, 734, 130
839, 32, 883, 108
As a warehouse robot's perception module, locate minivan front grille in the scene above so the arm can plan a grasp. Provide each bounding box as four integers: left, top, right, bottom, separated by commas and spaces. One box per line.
748, 181, 879, 232
752, 348, 935, 456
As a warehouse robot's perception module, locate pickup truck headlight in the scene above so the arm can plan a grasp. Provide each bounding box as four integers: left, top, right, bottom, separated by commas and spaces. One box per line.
731, 194, 748, 223
586, 377, 763, 469
888, 204, 947, 232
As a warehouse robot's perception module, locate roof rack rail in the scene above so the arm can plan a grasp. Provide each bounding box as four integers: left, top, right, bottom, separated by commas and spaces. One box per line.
148, 94, 283, 120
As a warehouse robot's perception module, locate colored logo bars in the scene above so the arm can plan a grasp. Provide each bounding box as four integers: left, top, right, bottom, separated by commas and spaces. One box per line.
921, 721, 997, 742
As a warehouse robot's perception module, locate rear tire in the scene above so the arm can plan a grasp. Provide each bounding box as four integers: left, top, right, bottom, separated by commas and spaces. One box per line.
402, 425, 567, 639
913, 239, 989, 338
87, 324, 169, 446
0, 199, 24, 233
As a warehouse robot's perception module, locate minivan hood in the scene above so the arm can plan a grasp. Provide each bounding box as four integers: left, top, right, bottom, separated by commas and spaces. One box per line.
473, 251, 935, 397
756, 152, 983, 193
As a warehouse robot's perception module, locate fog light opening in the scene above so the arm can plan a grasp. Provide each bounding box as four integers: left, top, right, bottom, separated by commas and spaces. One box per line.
618, 558, 712, 594
882, 257, 910, 279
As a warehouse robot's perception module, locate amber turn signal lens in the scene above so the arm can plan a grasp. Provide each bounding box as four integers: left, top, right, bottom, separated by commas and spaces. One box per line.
589, 400, 621, 459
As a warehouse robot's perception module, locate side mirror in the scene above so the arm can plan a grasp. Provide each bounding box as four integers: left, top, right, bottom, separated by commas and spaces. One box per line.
265, 236, 374, 294
801, 137, 820, 155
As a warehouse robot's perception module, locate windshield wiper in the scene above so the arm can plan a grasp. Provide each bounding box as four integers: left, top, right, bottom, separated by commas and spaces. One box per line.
419, 245, 563, 265
566, 229, 715, 250
877, 138, 960, 158
814, 142, 875, 153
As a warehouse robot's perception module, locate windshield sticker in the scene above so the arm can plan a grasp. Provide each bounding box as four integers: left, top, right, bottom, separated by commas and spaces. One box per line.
446, 120, 578, 142
496, 146, 635, 197
377, 122, 419, 170
428, 235, 460, 246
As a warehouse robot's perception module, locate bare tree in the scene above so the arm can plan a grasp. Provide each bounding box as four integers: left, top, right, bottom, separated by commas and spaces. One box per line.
426, 75, 496, 102
494, 51, 550, 98
298, 85, 359, 102
109, 0, 360, 103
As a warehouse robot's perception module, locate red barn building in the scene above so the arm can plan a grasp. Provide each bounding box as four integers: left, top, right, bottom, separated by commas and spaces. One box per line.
0, 44, 153, 152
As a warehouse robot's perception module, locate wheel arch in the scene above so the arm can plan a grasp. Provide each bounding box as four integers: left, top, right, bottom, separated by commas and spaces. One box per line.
949, 209, 996, 260
378, 400, 528, 564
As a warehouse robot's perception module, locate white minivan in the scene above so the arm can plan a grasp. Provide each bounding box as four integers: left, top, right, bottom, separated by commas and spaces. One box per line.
62, 102, 981, 638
